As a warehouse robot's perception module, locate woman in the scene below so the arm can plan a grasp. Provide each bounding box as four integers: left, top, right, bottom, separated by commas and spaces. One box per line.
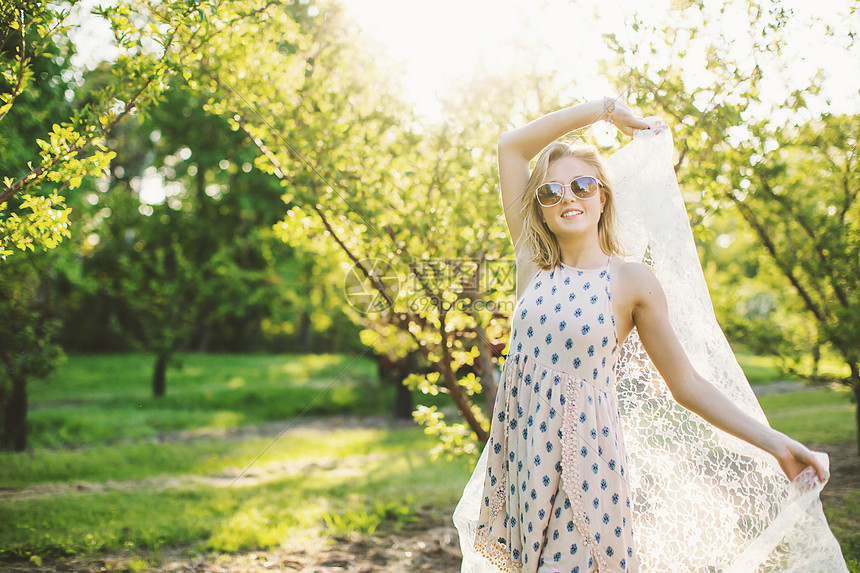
455, 97, 838, 573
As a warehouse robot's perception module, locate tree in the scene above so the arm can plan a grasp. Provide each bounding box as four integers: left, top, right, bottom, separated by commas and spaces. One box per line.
60, 78, 323, 395
0, 253, 65, 451
604, 0, 860, 451
1, 0, 214, 254
0, 0, 217, 449
0, 5, 79, 451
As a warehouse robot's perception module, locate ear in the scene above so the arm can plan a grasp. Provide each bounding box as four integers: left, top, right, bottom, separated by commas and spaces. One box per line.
600, 190, 607, 211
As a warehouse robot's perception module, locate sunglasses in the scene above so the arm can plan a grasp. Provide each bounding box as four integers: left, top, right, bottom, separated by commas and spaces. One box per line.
536, 176, 603, 207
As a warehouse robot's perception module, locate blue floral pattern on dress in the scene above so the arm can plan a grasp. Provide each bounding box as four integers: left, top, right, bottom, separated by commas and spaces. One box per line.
475, 259, 639, 573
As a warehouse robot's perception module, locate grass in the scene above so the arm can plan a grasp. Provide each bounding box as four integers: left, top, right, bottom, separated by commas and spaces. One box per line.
758, 387, 857, 446
733, 347, 853, 385
734, 351, 796, 384
1, 352, 858, 568
825, 490, 860, 573
24, 353, 388, 449
0, 425, 474, 561
0, 426, 446, 487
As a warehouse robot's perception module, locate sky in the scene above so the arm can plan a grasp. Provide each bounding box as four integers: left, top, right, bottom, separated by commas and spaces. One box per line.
337, 0, 859, 120
68, 0, 859, 122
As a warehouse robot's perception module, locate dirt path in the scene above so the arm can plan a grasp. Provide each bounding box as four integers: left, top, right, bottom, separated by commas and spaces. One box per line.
1, 414, 413, 502
0, 452, 392, 502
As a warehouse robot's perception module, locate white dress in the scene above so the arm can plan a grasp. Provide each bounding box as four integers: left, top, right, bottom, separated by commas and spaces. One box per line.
475, 256, 638, 573
454, 124, 849, 573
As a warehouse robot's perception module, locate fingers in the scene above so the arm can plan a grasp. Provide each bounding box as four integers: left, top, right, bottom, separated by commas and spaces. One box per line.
812, 456, 830, 483
797, 447, 829, 483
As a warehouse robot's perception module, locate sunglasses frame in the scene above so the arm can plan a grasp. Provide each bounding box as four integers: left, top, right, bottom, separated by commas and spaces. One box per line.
536, 175, 605, 207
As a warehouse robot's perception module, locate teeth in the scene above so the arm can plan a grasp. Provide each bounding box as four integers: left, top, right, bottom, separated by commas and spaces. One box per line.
561, 210, 582, 218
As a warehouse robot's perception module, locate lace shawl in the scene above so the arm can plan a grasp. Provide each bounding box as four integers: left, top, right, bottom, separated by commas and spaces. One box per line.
453, 125, 848, 572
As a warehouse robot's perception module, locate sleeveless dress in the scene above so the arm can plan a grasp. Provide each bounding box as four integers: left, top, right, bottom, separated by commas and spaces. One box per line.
473, 256, 639, 573
459, 128, 847, 573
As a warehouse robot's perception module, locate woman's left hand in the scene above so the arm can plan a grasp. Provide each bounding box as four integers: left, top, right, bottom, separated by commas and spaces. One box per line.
770, 433, 829, 483
603, 97, 654, 136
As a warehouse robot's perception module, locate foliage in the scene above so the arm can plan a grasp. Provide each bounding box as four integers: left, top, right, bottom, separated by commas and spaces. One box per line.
2, 1, 142, 256
604, 0, 860, 448
0, 4, 77, 258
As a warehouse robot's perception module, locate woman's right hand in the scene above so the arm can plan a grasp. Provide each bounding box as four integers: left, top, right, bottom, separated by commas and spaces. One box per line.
603, 97, 664, 136
770, 433, 830, 484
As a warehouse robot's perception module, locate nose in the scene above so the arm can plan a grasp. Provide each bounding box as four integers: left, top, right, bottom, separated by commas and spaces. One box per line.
559, 184, 579, 202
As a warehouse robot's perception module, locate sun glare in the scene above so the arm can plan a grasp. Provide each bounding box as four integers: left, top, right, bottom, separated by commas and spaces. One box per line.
341, 0, 859, 122
66, 0, 858, 123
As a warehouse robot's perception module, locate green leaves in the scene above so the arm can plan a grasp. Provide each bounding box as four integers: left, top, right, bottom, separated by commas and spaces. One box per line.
0, 193, 71, 259
0, 0, 214, 259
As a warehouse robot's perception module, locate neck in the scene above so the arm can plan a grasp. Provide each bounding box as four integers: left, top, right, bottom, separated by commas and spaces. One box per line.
557, 233, 606, 268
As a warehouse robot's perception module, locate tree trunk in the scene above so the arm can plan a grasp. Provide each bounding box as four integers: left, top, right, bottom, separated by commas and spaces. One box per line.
393, 375, 414, 420
854, 382, 860, 457
851, 362, 860, 456
440, 358, 488, 443
474, 321, 499, 413
2, 375, 28, 452
377, 352, 417, 420
811, 338, 821, 380
197, 323, 212, 353
153, 354, 168, 398
300, 312, 313, 352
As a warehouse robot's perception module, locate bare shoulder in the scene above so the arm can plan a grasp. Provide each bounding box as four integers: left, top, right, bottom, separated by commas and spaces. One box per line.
611, 259, 665, 304
613, 259, 659, 286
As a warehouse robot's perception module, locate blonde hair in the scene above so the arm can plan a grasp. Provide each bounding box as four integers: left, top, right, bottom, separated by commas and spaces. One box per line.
519, 140, 624, 270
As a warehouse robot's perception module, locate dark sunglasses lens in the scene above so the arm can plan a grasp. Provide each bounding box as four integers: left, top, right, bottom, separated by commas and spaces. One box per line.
572, 177, 599, 198
537, 183, 563, 205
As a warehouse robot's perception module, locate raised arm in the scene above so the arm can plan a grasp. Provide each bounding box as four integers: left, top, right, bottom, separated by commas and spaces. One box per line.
497, 97, 651, 246
626, 262, 829, 483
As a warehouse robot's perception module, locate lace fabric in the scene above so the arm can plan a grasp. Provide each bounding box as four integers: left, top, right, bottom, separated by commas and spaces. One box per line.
453, 124, 849, 572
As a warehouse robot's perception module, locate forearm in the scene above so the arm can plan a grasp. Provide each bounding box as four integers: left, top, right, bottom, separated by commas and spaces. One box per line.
674, 375, 784, 456
498, 98, 609, 161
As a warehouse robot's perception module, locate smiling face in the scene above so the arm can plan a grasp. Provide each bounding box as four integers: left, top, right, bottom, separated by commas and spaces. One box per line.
540, 155, 606, 239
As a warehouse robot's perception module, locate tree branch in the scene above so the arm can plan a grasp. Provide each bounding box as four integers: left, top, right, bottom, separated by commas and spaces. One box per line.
728, 193, 829, 325
0, 2, 202, 206
755, 171, 851, 309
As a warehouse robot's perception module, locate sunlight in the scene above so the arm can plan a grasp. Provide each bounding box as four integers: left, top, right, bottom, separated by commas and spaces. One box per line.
341, 0, 859, 121
66, 0, 858, 123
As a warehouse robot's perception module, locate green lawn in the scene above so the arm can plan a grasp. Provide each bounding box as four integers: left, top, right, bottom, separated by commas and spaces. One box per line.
1, 352, 857, 569
759, 387, 857, 447
734, 351, 796, 384
24, 353, 390, 449
1, 425, 473, 561
733, 347, 852, 385
1, 352, 469, 563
